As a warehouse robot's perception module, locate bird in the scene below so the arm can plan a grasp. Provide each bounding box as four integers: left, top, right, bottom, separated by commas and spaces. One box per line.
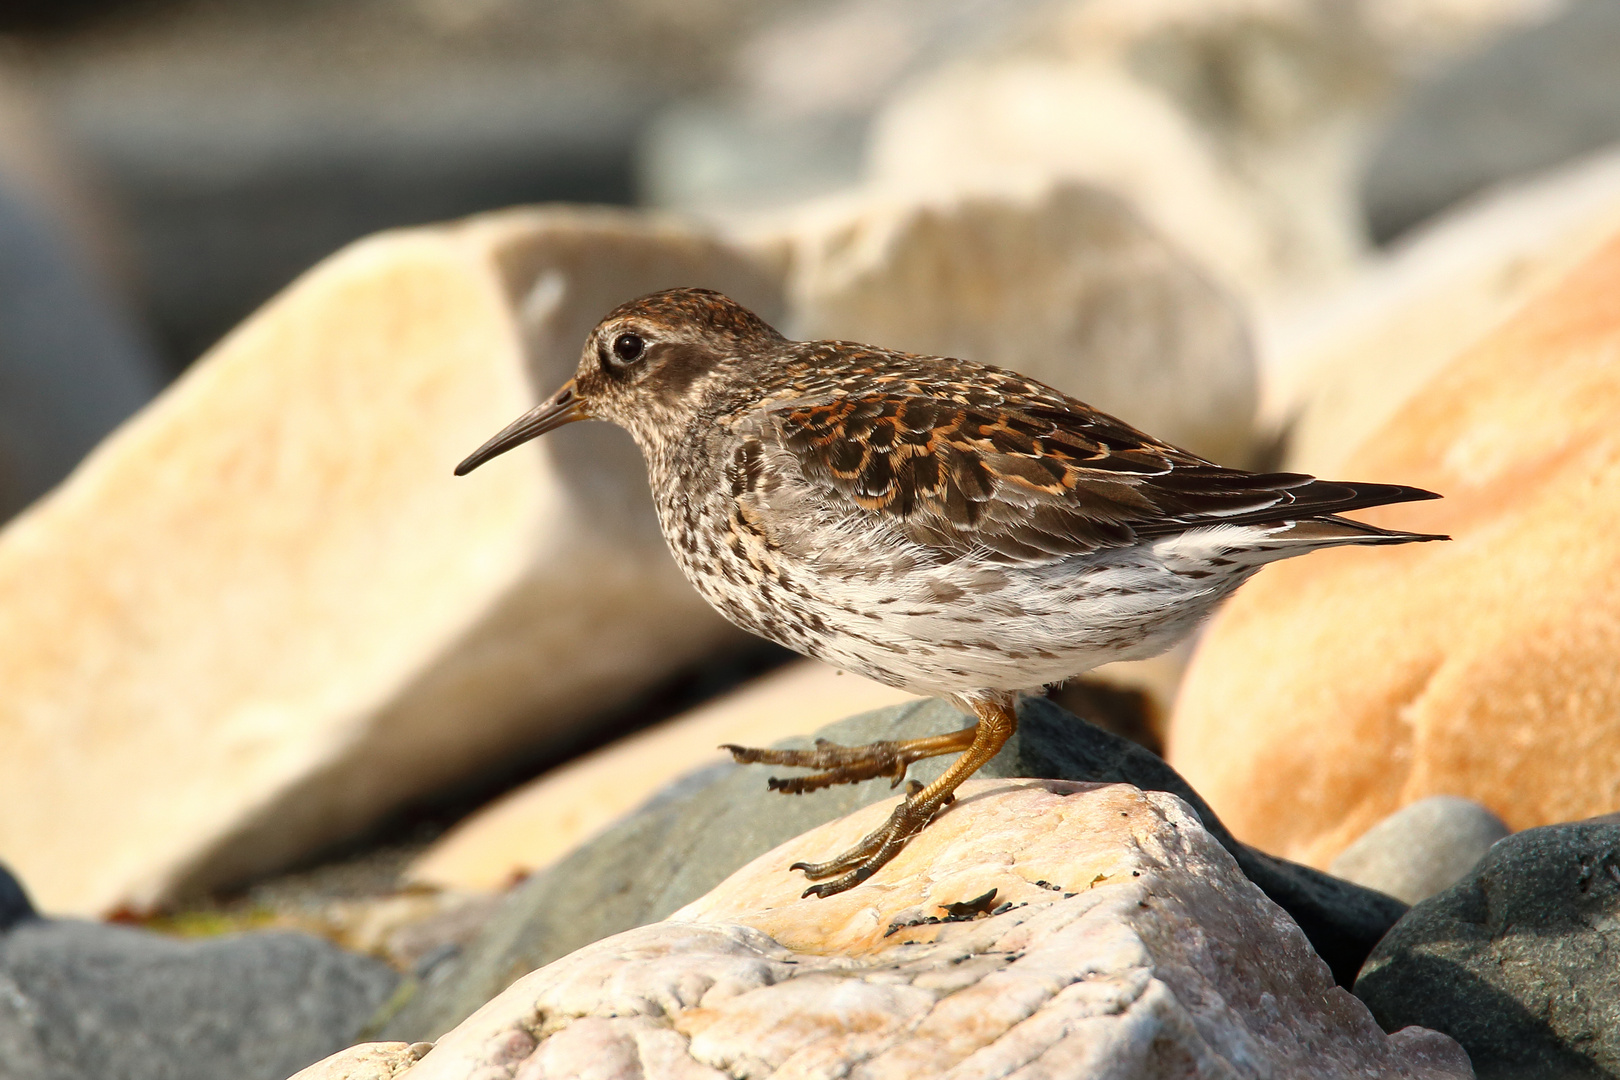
455, 287, 1445, 898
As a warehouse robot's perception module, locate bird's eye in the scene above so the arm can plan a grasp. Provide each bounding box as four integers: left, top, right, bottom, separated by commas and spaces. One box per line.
611, 333, 645, 365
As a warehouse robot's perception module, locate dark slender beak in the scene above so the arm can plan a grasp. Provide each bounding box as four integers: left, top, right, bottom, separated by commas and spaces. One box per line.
454, 379, 588, 476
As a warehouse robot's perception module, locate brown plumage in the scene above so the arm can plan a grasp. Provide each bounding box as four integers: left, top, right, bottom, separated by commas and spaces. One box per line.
457, 288, 1445, 897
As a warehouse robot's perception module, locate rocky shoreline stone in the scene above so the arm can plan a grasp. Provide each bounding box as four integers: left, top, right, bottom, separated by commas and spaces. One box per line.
1329, 795, 1510, 905
1356, 818, 1620, 1079
0, 862, 399, 1080
405, 661, 918, 894
379, 696, 1407, 1045
306, 780, 1470, 1080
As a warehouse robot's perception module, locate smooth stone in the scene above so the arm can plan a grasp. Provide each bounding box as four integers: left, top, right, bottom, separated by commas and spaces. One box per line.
379, 695, 1408, 1043
636, 0, 1050, 216
0, 206, 775, 916
1329, 795, 1511, 905
1356, 820, 1620, 1079
329, 781, 1470, 1080
0, 916, 399, 1080
1170, 226, 1620, 870
858, 0, 1530, 303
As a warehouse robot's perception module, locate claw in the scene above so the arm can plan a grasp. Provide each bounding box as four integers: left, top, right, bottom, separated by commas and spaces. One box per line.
802, 864, 879, 898
785, 793, 946, 893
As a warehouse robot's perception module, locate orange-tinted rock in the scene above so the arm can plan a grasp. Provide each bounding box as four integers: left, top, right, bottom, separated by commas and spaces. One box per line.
1169, 228, 1620, 868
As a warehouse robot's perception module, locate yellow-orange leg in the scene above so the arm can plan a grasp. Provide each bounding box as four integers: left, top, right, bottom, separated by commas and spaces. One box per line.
789, 696, 1017, 898
722, 725, 979, 794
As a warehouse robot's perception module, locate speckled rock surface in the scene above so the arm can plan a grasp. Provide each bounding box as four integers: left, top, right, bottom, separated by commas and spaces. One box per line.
329, 781, 1469, 1080
379, 696, 1406, 1044
286, 1042, 432, 1080
1329, 795, 1510, 905
1356, 820, 1620, 1079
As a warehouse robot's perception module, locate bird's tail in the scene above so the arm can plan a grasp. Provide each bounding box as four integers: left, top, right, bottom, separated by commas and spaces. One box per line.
1264, 514, 1450, 551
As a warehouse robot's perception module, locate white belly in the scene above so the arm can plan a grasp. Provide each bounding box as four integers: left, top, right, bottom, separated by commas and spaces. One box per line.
725, 527, 1268, 697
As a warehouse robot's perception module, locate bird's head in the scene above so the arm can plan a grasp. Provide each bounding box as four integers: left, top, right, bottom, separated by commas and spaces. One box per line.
455, 287, 785, 475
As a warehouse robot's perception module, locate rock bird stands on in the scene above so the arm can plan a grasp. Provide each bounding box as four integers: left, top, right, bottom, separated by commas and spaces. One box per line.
457, 288, 1444, 896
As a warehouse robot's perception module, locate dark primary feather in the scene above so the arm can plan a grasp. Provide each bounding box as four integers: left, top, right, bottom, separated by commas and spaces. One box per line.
765, 390, 1440, 563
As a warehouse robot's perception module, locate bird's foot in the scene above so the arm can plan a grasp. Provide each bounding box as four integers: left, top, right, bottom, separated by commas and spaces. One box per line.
722, 726, 977, 795
790, 780, 951, 897
765, 695, 1017, 900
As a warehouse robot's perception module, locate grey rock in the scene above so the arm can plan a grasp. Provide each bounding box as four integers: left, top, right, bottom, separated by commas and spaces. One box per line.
0, 171, 162, 521
1356, 819, 1620, 1079
382, 695, 1407, 1042
0, 862, 35, 933
0, 916, 400, 1080
1329, 795, 1511, 904
1364, 0, 1620, 241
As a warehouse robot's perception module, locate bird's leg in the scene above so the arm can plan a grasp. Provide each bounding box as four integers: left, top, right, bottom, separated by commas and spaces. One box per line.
722, 724, 978, 794
790, 695, 1017, 898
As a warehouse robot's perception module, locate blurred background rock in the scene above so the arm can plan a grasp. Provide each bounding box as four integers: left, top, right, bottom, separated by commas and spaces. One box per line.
7, 0, 807, 375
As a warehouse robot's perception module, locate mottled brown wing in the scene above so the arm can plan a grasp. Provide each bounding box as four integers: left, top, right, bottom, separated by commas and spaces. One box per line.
764, 394, 1433, 563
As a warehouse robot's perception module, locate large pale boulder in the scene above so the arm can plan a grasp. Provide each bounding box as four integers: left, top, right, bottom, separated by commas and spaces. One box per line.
765, 178, 1258, 466
1168, 226, 1620, 868
0, 206, 777, 916
406, 661, 918, 893
287, 1043, 431, 1080
309, 780, 1470, 1080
